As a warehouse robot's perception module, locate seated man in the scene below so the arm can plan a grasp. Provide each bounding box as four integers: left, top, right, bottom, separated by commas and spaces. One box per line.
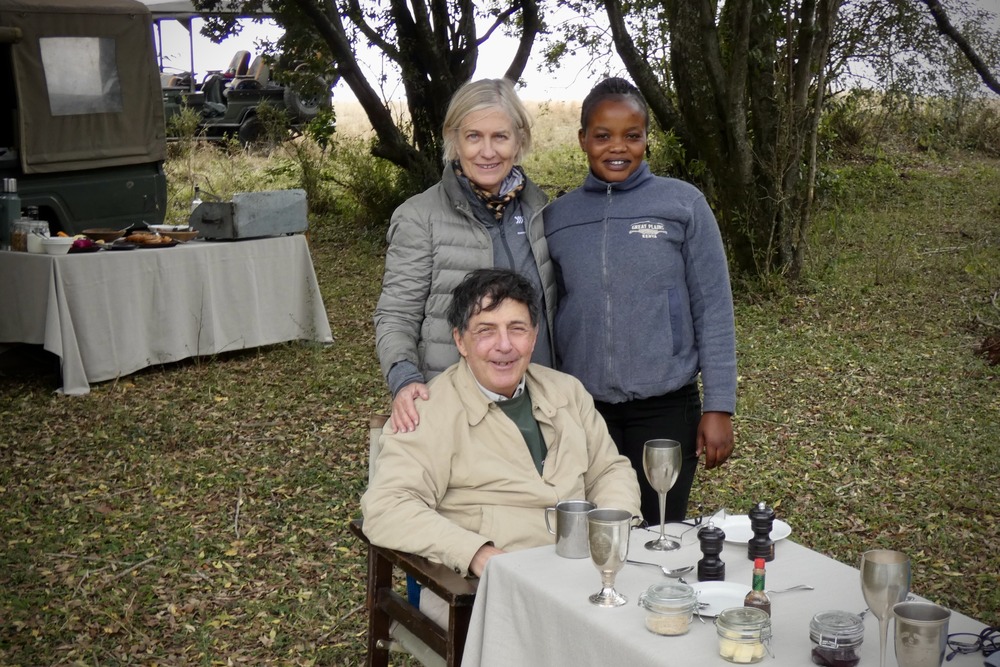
362, 268, 640, 577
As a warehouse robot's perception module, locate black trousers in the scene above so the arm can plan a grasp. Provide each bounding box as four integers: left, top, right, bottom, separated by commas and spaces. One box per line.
595, 384, 701, 524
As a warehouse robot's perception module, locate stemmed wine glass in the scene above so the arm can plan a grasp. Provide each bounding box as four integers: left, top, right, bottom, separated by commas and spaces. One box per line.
860, 549, 912, 667
587, 508, 634, 607
642, 439, 682, 551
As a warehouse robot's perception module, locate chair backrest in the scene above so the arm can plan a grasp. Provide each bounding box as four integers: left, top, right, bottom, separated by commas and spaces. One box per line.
245, 55, 269, 85
227, 55, 270, 92
224, 50, 251, 78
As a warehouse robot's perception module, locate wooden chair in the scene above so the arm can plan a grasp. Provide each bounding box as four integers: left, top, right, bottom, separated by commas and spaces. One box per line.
350, 415, 479, 667
349, 520, 478, 667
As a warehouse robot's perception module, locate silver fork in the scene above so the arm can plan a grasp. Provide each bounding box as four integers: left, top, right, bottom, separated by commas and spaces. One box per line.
766, 584, 814, 594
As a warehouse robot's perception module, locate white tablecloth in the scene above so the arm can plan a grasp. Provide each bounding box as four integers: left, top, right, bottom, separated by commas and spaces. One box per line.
0, 235, 333, 394
464, 524, 987, 666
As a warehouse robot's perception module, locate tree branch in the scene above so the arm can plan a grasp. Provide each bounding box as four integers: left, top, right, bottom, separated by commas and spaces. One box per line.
919, 0, 1000, 96
345, 0, 397, 59
504, 0, 540, 83
603, 0, 684, 137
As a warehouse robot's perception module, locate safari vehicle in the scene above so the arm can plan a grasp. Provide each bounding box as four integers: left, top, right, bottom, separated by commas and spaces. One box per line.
0, 0, 168, 235
160, 52, 331, 144
148, 2, 331, 144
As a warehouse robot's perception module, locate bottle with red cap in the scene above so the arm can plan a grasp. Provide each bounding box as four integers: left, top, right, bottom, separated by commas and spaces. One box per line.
743, 558, 771, 616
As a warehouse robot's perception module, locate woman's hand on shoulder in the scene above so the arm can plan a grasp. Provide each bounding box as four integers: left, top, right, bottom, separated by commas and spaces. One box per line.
390, 382, 431, 433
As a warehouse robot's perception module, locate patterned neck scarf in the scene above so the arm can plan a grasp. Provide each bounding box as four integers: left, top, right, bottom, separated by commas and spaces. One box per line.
453, 161, 526, 221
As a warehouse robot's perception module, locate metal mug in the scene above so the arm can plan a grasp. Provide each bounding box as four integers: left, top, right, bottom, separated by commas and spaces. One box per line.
545, 500, 596, 558
893, 601, 951, 667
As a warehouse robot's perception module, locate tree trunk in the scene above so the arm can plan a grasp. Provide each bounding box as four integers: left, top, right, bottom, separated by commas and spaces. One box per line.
605, 0, 842, 278
277, 0, 540, 191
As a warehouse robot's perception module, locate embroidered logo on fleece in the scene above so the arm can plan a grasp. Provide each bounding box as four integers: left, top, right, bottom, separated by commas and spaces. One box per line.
514, 214, 526, 234
628, 221, 666, 239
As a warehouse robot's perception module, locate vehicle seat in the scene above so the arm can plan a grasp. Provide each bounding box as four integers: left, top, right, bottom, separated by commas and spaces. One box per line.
224, 50, 251, 79
166, 72, 193, 89
228, 55, 269, 91
200, 74, 227, 116
202, 74, 226, 106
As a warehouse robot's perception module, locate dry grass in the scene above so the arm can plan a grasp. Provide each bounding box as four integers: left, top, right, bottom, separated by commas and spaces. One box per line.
333, 100, 582, 153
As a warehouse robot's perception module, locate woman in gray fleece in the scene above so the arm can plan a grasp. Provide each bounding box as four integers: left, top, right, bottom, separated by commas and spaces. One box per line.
543, 77, 736, 524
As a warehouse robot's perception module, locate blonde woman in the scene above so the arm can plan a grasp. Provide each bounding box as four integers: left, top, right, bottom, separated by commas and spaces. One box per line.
374, 79, 556, 433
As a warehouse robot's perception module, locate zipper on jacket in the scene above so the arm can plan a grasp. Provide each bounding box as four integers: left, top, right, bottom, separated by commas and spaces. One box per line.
602, 184, 614, 384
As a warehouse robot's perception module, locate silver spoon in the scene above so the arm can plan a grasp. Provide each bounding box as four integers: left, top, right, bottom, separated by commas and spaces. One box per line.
766, 584, 814, 594
625, 560, 695, 578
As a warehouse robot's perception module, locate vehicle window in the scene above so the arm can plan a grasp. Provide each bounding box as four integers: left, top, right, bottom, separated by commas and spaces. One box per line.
39, 37, 123, 116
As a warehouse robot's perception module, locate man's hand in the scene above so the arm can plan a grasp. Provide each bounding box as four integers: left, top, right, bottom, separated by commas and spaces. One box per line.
696, 411, 734, 469
469, 544, 506, 577
390, 382, 430, 433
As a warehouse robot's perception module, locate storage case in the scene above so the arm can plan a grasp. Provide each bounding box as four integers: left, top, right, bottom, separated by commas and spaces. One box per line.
189, 189, 308, 239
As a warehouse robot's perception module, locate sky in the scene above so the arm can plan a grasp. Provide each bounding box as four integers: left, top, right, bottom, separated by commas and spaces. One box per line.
156, 16, 620, 103
157, 0, 1000, 104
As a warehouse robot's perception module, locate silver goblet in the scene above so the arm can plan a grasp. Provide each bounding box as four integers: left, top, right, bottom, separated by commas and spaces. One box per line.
587, 508, 634, 607
642, 439, 682, 551
860, 549, 912, 667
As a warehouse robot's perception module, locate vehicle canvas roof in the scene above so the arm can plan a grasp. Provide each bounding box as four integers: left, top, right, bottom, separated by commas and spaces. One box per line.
139, 0, 272, 20
1, 0, 166, 174
0, 0, 151, 14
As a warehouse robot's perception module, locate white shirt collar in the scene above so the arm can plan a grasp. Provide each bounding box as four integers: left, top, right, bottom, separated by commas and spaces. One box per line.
473, 374, 526, 402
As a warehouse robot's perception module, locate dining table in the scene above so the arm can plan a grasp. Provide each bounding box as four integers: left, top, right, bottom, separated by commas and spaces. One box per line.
0, 234, 333, 394
463, 518, 990, 667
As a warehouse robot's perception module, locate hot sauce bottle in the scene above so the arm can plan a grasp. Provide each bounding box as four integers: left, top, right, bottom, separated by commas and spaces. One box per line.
743, 557, 771, 616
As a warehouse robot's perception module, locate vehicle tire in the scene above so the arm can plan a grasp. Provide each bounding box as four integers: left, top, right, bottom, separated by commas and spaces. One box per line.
237, 115, 264, 145
283, 76, 330, 122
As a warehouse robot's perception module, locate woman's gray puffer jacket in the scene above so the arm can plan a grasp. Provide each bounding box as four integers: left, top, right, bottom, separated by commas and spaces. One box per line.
374, 165, 556, 390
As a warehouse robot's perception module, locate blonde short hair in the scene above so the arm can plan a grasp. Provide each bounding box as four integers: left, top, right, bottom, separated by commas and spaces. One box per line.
441, 78, 533, 165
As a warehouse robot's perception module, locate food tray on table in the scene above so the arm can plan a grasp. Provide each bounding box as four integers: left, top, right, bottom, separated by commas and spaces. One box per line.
125, 231, 179, 248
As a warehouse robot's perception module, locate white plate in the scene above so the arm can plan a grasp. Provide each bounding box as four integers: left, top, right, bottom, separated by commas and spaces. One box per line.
712, 514, 792, 544
691, 581, 751, 618
147, 224, 191, 233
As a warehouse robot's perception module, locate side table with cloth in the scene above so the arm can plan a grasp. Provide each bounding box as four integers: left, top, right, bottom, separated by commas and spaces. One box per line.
0, 235, 333, 394
464, 525, 990, 666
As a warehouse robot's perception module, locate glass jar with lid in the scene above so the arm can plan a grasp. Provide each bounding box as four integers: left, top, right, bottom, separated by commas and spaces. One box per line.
638, 581, 697, 636
25, 219, 50, 254
10, 218, 30, 252
716, 606, 772, 663
809, 610, 864, 667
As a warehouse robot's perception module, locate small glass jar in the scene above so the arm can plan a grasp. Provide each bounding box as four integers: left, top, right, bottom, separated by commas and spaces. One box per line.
10, 219, 30, 252
638, 581, 696, 636
809, 610, 864, 667
25, 220, 50, 254
716, 606, 772, 663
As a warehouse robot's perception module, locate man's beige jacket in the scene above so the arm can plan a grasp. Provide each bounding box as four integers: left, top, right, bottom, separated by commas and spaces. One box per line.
361, 359, 641, 576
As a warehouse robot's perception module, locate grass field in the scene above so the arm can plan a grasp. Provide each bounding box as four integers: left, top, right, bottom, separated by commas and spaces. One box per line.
1, 114, 998, 664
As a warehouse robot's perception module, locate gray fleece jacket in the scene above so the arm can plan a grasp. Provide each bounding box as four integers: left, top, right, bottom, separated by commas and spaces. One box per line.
543, 162, 736, 413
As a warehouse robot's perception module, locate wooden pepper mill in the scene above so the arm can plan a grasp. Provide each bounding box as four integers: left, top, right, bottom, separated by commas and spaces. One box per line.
747, 501, 776, 562
697, 521, 726, 581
